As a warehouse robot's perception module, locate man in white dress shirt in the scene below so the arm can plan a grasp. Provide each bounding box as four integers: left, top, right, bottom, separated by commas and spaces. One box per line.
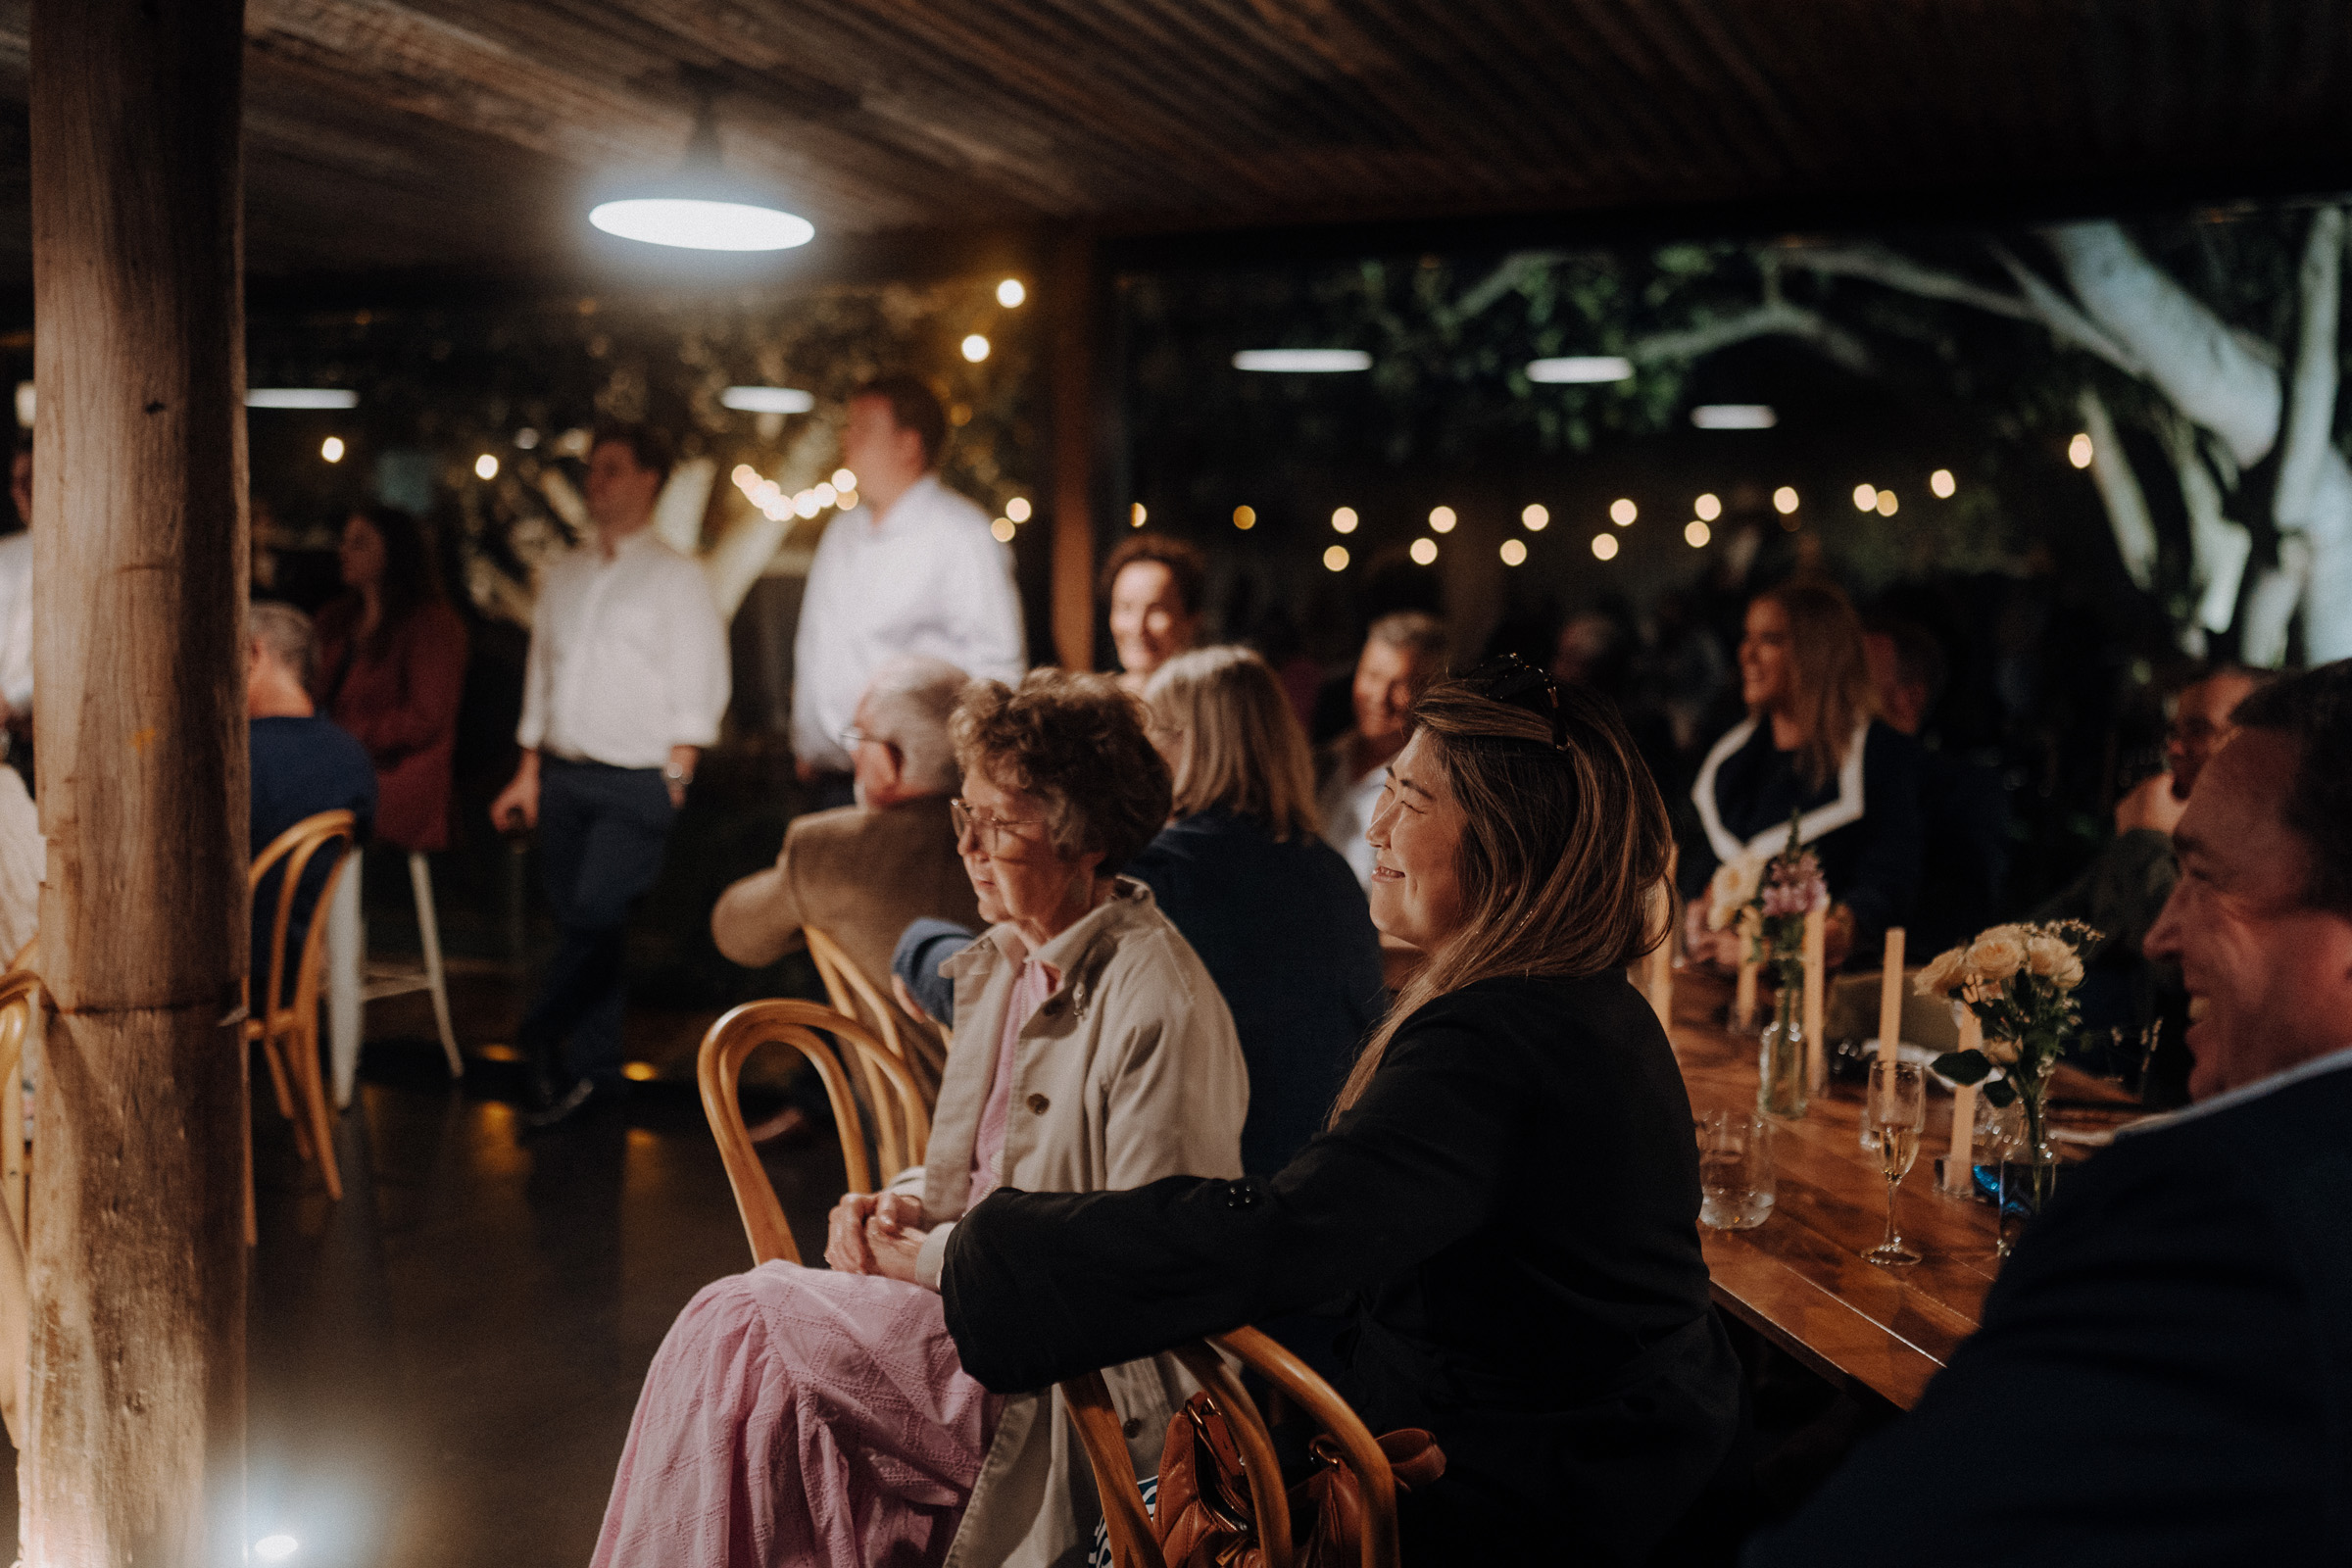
490, 423, 731, 1130
1315, 611, 1448, 889
791, 375, 1023, 808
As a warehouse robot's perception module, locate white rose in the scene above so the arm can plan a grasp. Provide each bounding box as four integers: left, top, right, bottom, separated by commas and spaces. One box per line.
1706, 852, 1767, 931
1914, 947, 1965, 997
2024, 933, 2073, 978
1983, 1034, 2022, 1066
2054, 954, 2085, 991
1967, 929, 2028, 983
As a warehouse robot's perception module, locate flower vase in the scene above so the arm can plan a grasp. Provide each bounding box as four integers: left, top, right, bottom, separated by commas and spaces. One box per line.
1756, 984, 1808, 1120
1995, 1072, 2058, 1255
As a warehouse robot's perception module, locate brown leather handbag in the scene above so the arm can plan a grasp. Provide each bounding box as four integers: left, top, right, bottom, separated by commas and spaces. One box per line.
1150, 1390, 1446, 1568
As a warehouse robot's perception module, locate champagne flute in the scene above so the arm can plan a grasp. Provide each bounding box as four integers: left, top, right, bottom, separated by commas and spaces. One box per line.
1864, 1059, 1926, 1266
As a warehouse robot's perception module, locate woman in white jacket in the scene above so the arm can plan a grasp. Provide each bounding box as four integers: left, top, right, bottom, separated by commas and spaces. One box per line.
594, 670, 1247, 1568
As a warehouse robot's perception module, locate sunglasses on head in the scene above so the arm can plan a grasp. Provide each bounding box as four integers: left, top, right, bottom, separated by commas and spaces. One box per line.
1462, 655, 1573, 752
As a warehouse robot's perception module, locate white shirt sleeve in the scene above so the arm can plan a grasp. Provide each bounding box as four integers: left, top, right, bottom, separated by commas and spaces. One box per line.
664, 560, 731, 749
514, 579, 554, 752
944, 523, 1026, 685
789, 525, 847, 768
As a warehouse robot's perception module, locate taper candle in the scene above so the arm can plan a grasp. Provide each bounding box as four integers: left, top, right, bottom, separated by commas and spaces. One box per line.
1944, 1010, 1982, 1195
1877, 927, 1906, 1065
1802, 905, 1828, 1092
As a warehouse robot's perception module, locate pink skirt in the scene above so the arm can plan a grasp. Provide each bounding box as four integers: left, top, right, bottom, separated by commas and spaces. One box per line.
594, 1261, 1004, 1568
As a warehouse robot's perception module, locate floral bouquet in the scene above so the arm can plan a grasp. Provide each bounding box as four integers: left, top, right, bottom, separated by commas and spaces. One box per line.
1711, 814, 1827, 988
1914, 920, 2100, 1166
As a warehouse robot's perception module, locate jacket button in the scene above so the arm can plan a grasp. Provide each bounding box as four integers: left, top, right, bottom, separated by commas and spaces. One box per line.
1026, 1093, 1051, 1114
1225, 1181, 1260, 1209
1121, 1417, 1144, 1439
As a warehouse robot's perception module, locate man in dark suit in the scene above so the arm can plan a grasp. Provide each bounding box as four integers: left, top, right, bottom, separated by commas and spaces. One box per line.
1747, 660, 2352, 1567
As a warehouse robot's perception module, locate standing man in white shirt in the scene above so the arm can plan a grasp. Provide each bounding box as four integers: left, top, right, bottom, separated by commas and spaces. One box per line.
490, 423, 731, 1130
791, 374, 1023, 808
1314, 611, 1448, 890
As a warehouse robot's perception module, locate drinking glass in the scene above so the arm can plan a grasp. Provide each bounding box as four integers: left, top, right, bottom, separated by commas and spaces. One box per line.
1863, 1060, 1926, 1265
1696, 1111, 1775, 1230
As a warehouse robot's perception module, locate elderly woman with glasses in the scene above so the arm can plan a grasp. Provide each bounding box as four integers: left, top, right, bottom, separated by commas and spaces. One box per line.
595, 670, 1247, 1568
940, 662, 1743, 1567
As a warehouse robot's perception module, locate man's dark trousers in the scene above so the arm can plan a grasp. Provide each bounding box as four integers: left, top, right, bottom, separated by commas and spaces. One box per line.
522, 757, 675, 1087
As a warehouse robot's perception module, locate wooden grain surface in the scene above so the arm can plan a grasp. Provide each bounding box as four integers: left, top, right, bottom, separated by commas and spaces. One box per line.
1669, 973, 2139, 1411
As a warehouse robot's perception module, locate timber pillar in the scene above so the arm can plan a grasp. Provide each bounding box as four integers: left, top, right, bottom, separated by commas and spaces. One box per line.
28, 1, 251, 1563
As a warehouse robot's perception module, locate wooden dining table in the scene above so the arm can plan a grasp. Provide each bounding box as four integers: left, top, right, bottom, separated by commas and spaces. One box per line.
1667, 972, 2142, 1411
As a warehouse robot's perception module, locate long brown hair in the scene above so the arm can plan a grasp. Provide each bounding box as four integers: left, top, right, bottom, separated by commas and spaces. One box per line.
1144, 646, 1319, 840
1753, 579, 1876, 791
1332, 676, 1673, 1117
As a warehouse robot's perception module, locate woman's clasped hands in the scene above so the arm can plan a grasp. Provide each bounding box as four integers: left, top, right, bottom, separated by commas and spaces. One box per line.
823, 1190, 933, 1287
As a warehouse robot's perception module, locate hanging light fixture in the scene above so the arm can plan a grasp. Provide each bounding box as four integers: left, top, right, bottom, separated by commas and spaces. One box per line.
590, 75, 813, 253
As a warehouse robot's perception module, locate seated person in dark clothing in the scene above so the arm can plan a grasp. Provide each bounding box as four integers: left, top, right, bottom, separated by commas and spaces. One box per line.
1137, 646, 1385, 1176
941, 666, 1742, 1568
1745, 660, 2352, 1568
2034, 665, 2264, 1102
248, 602, 375, 1006
1682, 580, 1922, 969
1866, 618, 2010, 956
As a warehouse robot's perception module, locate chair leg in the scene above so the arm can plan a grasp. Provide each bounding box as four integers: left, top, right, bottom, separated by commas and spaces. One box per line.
293, 1017, 343, 1202
327, 853, 364, 1110
258, 1026, 298, 1122
244, 1113, 258, 1248
410, 851, 463, 1079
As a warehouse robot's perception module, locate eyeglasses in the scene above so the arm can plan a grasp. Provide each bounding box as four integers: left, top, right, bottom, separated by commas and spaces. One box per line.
1463, 654, 1573, 751
950, 798, 1042, 853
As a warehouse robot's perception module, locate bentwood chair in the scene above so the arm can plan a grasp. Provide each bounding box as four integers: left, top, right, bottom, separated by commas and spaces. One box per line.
805, 926, 940, 1177
1067, 1325, 1401, 1568
697, 999, 933, 1266
249, 808, 359, 1207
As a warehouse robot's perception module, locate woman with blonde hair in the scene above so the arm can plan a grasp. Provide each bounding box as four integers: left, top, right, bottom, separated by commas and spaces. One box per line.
1139, 645, 1384, 1176
1681, 578, 1923, 969
941, 661, 1742, 1565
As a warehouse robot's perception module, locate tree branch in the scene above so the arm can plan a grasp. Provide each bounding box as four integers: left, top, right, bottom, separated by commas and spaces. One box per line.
1446, 250, 1563, 323
2275, 205, 2343, 529
2077, 387, 2158, 590
1775, 243, 2037, 321
1986, 245, 2147, 378
2155, 408, 2254, 635
1629, 301, 1873, 376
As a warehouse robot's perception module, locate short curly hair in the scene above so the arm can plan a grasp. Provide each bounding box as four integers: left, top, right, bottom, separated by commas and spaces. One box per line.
951, 670, 1171, 875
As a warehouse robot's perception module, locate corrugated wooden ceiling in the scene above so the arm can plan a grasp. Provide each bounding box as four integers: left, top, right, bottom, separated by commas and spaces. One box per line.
0, 0, 2346, 289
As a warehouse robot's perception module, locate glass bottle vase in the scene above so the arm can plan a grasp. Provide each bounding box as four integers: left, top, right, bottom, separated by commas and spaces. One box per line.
1756, 984, 1808, 1120
1995, 1074, 2058, 1256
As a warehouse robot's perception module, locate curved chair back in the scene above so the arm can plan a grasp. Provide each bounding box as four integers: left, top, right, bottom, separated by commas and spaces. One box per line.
248, 809, 359, 1205
697, 999, 934, 1267
1066, 1324, 1398, 1568
804, 925, 935, 1173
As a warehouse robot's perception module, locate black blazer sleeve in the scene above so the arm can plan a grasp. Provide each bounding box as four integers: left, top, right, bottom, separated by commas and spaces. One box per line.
1839, 722, 1923, 949
942, 1004, 1529, 1394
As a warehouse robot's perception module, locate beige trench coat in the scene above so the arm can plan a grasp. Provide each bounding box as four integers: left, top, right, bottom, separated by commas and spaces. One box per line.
891, 878, 1247, 1568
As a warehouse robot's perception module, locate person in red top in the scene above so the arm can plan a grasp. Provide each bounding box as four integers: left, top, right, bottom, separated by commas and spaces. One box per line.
310, 504, 468, 853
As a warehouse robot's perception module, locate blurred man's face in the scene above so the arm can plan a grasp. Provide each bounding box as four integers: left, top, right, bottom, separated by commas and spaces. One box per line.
840, 396, 927, 500
1354, 639, 1432, 746
1864, 632, 1929, 737
2166, 670, 2261, 800
2145, 729, 2352, 1099
585, 440, 662, 536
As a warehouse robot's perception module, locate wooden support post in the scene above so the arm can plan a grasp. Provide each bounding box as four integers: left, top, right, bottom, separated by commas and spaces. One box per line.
1048, 227, 1098, 673
28, 2, 251, 1563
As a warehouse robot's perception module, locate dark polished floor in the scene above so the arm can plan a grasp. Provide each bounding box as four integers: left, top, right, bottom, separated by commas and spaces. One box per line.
5, 972, 843, 1568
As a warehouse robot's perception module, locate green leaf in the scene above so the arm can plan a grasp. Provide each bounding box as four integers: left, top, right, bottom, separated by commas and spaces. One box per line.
1984, 1080, 2017, 1107
1934, 1051, 1993, 1085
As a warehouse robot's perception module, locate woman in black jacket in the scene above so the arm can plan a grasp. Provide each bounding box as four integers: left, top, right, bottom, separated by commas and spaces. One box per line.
936, 663, 1741, 1565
